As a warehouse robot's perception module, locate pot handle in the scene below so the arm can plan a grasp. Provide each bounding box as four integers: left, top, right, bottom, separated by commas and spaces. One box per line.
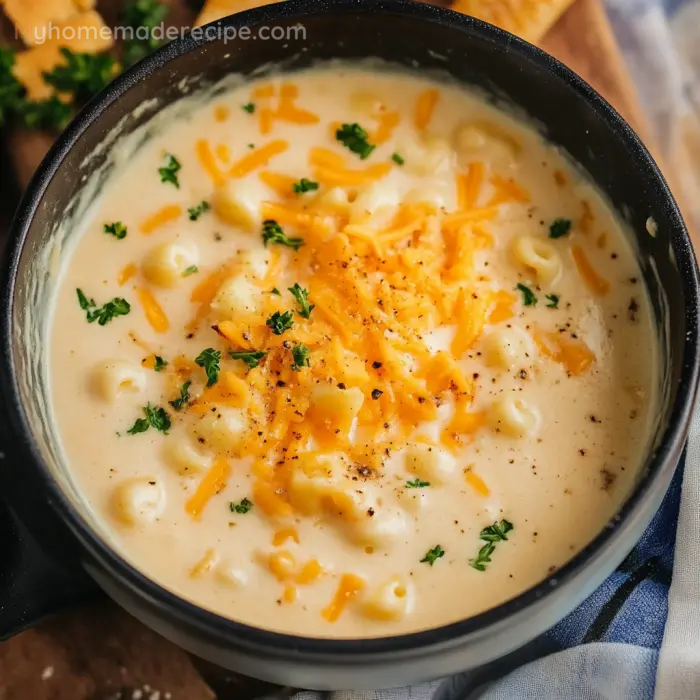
0, 499, 100, 640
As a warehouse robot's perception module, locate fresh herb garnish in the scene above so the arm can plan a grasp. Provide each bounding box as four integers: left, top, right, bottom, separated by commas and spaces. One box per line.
169, 381, 191, 411
229, 497, 254, 514
153, 355, 168, 372
121, 0, 170, 67
469, 519, 514, 572
292, 178, 319, 194
188, 201, 210, 221
182, 265, 198, 277
0, 48, 25, 128
242, 102, 256, 113
549, 218, 572, 239
420, 544, 445, 566
391, 153, 405, 166
19, 95, 73, 131
291, 343, 311, 371
158, 154, 181, 188
406, 478, 430, 488
76, 289, 130, 326
336, 122, 375, 159
516, 283, 537, 307
545, 294, 560, 309
104, 221, 127, 239
288, 283, 314, 319
262, 220, 304, 250
270, 287, 281, 295
195, 348, 221, 387
127, 402, 172, 435
266, 311, 294, 335
229, 350, 267, 369
43, 49, 118, 106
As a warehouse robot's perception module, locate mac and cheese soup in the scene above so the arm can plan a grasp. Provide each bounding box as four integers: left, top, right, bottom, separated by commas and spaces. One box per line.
50, 68, 657, 637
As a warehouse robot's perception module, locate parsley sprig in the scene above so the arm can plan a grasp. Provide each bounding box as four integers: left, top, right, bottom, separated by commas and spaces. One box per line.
292, 178, 319, 194
420, 545, 445, 566
153, 355, 168, 372
291, 343, 311, 371
229, 350, 267, 369
122, 0, 170, 68
127, 403, 171, 435
516, 283, 537, 307
336, 123, 375, 159
76, 289, 130, 326
230, 497, 254, 514
549, 218, 572, 239
159, 154, 181, 188
169, 381, 191, 411
43, 49, 118, 106
195, 348, 221, 387
469, 519, 514, 572
406, 478, 430, 488
546, 294, 560, 309
288, 283, 314, 319
104, 221, 127, 239
266, 311, 294, 335
262, 220, 304, 251
188, 201, 210, 221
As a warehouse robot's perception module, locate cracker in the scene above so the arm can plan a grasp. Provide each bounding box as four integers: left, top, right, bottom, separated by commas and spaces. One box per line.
449, 0, 575, 43
12, 10, 114, 100
195, 0, 280, 28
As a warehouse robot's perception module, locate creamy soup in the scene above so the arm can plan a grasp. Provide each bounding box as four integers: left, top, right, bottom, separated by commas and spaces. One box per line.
49, 67, 657, 638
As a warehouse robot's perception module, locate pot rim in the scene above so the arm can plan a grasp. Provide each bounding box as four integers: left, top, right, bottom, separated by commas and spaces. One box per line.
3, 0, 699, 659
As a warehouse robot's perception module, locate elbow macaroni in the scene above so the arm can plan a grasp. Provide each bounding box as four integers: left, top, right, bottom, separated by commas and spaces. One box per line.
398, 135, 453, 177
483, 328, 534, 371
211, 276, 261, 318
91, 360, 147, 403
112, 477, 166, 526
142, 240, 199, 288
362, 576, 413, 621
163, 436, 212, 475
191, 406, 249, 454
489, 395, 540, 437
212, 178, 266, 232
511, 235, 562, 286
404, 443, 457, 485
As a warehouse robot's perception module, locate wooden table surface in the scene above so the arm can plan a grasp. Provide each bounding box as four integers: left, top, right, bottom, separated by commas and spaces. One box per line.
0, 1, 668, 698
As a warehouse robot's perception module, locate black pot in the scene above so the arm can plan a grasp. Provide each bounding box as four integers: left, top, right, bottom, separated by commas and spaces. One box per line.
0, 0, 698, 690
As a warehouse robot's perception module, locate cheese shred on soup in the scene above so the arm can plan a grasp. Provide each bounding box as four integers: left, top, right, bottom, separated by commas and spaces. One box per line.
50, 68, 657, 637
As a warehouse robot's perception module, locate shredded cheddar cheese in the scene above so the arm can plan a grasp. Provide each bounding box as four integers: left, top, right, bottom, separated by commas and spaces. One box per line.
322, 574, 365, 622
186, 457, 232, 519
140, 205, 182, 234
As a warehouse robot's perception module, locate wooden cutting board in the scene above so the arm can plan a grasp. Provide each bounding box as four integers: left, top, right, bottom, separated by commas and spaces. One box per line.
0, 1, 660, 698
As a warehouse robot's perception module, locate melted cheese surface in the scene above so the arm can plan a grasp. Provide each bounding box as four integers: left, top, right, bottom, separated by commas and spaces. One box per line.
49, 67, 657, 638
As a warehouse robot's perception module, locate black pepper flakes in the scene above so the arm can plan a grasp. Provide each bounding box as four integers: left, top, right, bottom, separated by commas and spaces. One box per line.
371, 389, 383, 400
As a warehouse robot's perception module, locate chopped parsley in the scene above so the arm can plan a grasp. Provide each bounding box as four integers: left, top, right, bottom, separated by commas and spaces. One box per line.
158, 154, 181, 188
18, 95, 73, 131
549, 218, 572, 239
288, 283, 314, 319
195, 348, 221, 387
0, 48, 26, 128
122, 0, 170, 67
188, 201, 210, 221
104, 221, 127, 239
469, 519, 514, 572
420, 544, 445, 566
291, 343, 311, 371
516, 283, 537, 307
545, 294, 560, 309
266, 311, 294, 335
292, 178, 319, 194
230, 497, 254, 514
336, 122, 375, 159
127, 403, 171, 435
269, 287, 281, 295
76, 289, 130, 326
229, 349, 267, 369
262, 220, 304, 250
169, 381, 191, 411
406, 478, 430, 488
182, 265, 198, 277
391, 153, 405, 165
153, 355, 168, 372
242, 102, 256, 114
42, 48, 117, 106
